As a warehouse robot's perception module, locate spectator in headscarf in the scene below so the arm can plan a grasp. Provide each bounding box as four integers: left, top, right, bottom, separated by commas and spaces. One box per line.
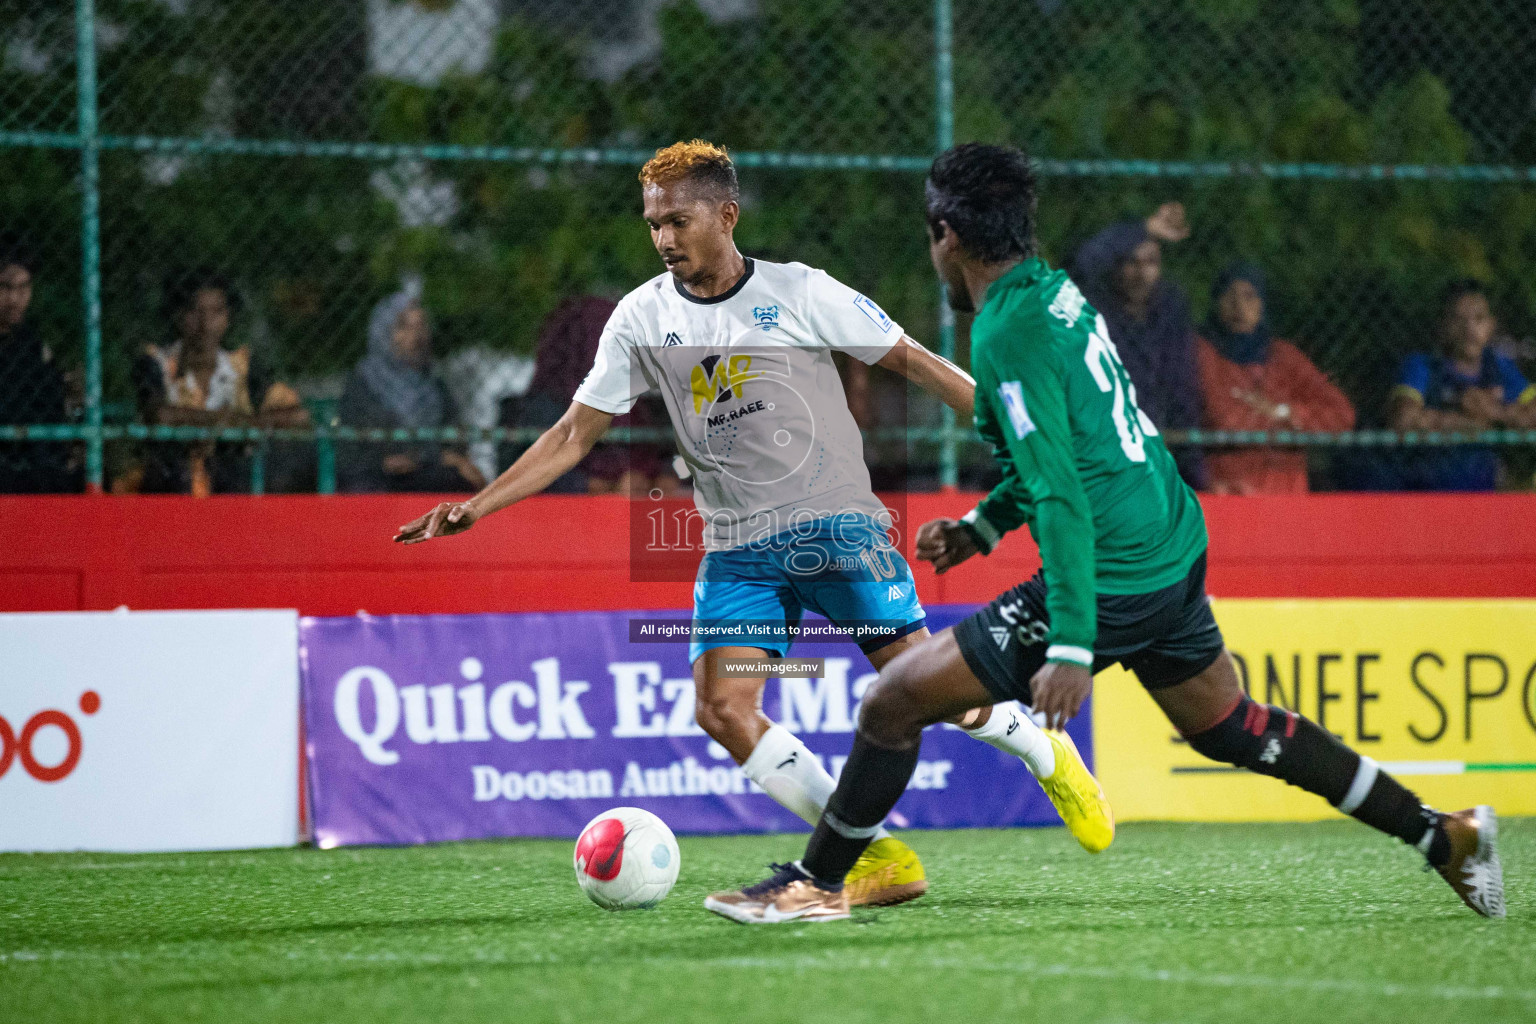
337, 288, 486, 493
0, 240, 79, 493
1072, 201, 1205, 488
503, 295, 680, 496
1195, 262, 1355, 494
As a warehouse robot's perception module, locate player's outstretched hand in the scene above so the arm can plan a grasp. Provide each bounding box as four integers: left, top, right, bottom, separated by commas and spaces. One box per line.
394, 501, 478, 544
915, 517, 979, 574
1029, 661, 1092, 730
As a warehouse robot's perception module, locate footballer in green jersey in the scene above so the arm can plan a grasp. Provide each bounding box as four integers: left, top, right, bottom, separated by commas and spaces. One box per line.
959, 254, 1209, 663
709, 143, 1502, 924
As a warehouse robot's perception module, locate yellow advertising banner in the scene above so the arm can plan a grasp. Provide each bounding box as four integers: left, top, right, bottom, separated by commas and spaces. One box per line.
1091, 600, 1536, 821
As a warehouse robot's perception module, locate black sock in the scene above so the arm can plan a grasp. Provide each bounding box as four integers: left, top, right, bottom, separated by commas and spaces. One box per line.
1184, 697, 1445, 863
1353, 771, 1450, 867
801, 731, 921, 884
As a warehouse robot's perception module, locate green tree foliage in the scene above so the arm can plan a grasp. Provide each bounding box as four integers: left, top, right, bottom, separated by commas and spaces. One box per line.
2, 0, 1533, 422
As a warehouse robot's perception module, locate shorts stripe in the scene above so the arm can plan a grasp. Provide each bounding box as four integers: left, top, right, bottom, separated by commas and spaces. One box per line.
859, 617, 928, 655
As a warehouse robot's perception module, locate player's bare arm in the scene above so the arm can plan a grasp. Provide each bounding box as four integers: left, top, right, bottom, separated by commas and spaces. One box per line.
874, 334, 974, 419
393, 400, 613, 544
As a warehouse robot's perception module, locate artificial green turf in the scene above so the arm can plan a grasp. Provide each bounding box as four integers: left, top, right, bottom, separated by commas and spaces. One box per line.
1, 820, 1531, 1024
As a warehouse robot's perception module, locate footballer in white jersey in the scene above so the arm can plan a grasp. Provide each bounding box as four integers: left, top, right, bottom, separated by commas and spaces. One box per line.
574, 256, 899, 554
574, 254, 931, 670
395, 140, 1115, 905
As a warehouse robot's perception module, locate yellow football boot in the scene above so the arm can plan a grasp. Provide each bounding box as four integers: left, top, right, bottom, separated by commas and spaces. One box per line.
1039, 729, 1115, 853
843, 836, 928, 907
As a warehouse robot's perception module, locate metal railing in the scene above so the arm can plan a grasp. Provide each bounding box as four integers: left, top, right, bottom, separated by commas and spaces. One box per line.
3, 0, 1535, 494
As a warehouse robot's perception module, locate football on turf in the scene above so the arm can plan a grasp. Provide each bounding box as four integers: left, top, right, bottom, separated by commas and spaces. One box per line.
574, 807, 681, 910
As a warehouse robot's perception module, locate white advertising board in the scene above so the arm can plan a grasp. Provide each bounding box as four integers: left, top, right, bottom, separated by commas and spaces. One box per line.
0, 610, 300, 852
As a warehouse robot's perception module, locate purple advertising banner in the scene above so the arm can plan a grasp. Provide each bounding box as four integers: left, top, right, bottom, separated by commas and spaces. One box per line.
299, 607, 1093, 846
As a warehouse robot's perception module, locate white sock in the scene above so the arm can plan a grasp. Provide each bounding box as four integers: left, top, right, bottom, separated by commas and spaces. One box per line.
742, 724, 889, 839
963, 703, 1055, 779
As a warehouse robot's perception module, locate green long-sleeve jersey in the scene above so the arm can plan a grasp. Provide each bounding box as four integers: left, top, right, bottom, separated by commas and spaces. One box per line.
962, 258, 1208, 665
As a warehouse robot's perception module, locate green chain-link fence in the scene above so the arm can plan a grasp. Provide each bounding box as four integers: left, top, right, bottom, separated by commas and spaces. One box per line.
4, 0, 1536, 494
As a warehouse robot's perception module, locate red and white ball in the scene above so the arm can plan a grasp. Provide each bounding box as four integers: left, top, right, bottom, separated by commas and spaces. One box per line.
573, 807, 681, 910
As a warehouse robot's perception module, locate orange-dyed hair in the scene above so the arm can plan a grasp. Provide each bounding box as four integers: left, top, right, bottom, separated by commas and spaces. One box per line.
639, 139, 739, 200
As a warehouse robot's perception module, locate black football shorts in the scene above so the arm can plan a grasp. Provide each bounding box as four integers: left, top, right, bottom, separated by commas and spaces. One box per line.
953, 551, 1225, 705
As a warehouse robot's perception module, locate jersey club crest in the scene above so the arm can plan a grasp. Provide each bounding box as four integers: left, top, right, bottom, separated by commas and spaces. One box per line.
752, 305, 780, 332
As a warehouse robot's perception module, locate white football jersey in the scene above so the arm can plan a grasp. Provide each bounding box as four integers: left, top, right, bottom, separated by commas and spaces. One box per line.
573, 258, 902, 549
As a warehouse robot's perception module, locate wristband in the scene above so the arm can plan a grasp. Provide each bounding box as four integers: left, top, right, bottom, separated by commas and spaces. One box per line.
1045, 644, 1093, 667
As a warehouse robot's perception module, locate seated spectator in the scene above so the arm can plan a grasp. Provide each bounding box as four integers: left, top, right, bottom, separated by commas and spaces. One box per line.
502, 295, 681, 497
337, 288, 486, 493
0, 240, 79, 493
1370, 280, 1536, 491
1196, 263, 1355, 493
130, 270, 310, 495
843, 351, 942, 492
1072, 201, 1205, 488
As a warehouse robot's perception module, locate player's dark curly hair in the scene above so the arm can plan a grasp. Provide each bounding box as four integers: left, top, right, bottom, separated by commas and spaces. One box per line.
925, 143, 1037, 263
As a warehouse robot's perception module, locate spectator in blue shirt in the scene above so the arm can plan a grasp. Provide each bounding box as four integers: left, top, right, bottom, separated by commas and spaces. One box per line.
1380, 280, 1536, 490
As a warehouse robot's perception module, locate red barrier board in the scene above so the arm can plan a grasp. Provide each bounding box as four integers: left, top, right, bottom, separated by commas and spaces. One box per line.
1, 493, 1533, 614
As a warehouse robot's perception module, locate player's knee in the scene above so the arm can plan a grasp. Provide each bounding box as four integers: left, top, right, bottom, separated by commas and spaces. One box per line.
856, 664, 927, 748
1183, 694, 1283, 774
691, 685, 760, 745
692, 692, 741, 738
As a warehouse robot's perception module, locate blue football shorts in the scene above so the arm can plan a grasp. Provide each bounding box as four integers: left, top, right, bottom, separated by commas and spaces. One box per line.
688, 512, 927, 664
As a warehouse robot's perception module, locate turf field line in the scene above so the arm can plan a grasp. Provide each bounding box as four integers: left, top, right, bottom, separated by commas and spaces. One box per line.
679, 955, 1536, 1003
0, 859, 206, 874
0, 852, 342, 874
943, 958, 1536, 1002
3, 948, 1532, 1003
